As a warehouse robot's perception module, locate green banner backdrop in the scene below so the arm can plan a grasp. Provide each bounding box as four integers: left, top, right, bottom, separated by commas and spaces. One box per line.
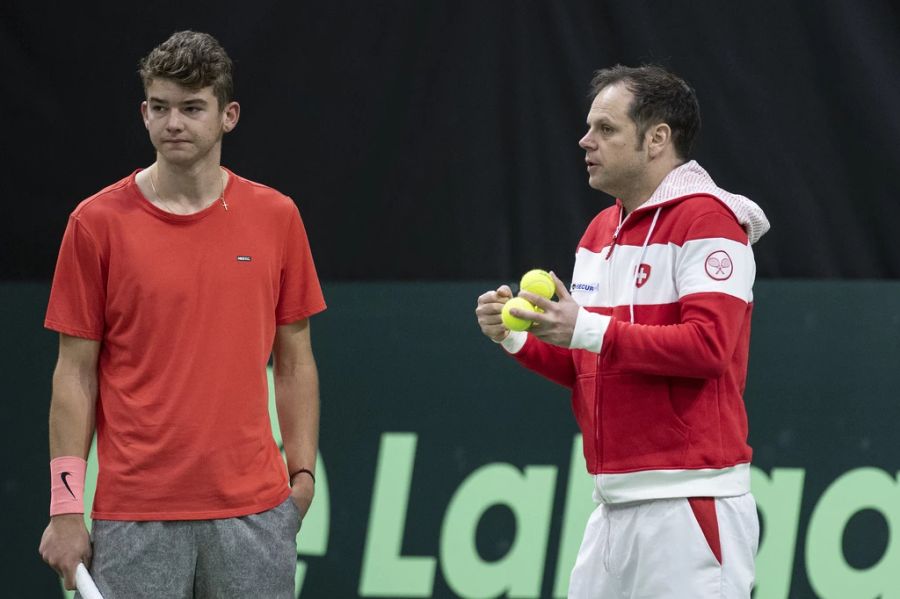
2, 281, 899, 598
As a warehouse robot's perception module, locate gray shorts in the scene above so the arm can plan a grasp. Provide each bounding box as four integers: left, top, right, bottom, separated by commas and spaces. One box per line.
77, 496, 301, 599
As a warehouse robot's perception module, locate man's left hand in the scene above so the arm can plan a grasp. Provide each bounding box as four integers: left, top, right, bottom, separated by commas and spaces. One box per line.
290, 475, 315, 520
512, 271, 580, 348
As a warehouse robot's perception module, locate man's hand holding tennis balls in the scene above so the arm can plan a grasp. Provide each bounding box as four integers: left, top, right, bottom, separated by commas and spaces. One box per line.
475, 284, 516, 342
514, 271, 580, 347
476, 271, 580, 348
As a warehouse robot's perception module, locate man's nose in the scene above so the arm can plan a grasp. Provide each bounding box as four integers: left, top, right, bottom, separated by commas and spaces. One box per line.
578, 133, 593, 149
165, 109, 184, 131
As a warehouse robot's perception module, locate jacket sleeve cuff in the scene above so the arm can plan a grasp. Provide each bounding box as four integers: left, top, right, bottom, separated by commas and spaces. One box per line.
569, 308, 611, 353
497, 330, 528, 354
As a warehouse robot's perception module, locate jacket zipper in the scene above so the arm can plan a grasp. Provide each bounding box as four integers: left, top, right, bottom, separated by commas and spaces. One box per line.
605, 212, 628, 314
597, 206, 632, 503
605, 221, 623, 259
597, 211, 623, 502
593, 352, 607, 503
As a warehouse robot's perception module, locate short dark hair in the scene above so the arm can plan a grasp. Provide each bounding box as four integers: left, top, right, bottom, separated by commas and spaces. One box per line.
589, 64, 700, 159
139, 31, 233, 109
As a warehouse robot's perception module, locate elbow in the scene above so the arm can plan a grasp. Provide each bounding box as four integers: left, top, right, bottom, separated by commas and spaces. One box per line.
694, 360, 728, 379
682, 321, 734, 379
692, 344, 730, 379
683, 326, 730, 378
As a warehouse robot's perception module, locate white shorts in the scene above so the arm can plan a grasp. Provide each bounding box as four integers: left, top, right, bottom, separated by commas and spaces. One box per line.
568, 493, 759, 598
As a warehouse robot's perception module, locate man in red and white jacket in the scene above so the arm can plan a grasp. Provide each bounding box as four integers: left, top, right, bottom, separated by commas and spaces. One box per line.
476, 65, 769, 598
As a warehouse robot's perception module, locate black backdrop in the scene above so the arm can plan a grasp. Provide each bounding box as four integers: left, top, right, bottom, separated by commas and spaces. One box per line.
2, 0, 900, 283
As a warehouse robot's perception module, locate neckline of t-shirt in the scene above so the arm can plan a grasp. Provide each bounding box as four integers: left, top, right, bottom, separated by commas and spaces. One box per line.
130, 167, 236, 223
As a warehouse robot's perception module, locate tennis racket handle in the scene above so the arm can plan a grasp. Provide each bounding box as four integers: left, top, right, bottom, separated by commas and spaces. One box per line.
75, 563, 104, 599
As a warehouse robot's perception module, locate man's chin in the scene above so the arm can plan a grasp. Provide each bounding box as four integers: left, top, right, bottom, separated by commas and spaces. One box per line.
587, 176, 604, 191
158, 149, 199, 166
587, 177, 618, 199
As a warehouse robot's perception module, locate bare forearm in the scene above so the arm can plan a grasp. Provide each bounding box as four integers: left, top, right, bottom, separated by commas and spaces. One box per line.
274, 362, 320, 473
49, 370, 97, 459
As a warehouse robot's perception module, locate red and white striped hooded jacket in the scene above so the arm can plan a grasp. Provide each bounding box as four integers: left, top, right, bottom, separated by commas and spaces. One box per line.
503, 160, 770, 504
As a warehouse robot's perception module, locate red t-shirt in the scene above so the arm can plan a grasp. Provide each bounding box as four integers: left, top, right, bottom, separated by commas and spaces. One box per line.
45, 169, 326, 520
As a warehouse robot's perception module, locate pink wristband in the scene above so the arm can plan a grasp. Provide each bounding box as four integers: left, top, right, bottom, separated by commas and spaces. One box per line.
50, 456, 86, 516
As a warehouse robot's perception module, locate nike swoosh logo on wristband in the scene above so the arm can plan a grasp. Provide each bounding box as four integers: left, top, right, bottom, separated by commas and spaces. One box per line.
60, 472, 76, 500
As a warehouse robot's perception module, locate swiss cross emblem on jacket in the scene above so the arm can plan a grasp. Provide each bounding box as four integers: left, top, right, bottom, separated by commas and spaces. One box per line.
635, 263, 651, 288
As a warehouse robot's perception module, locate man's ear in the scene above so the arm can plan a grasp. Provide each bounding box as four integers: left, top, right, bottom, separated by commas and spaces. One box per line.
222, 101, 241, 133
647, 122, 672, 158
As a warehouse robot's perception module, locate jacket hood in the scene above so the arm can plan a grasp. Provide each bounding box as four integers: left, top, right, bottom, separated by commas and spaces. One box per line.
639, 160, 770, 245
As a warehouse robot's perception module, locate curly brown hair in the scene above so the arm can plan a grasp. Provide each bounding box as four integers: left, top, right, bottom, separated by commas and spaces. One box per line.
139, 31, 233, 109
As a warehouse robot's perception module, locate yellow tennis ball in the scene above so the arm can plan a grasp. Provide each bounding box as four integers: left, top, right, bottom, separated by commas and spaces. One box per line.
520, 269, 555, 299
501, 297, 536, 331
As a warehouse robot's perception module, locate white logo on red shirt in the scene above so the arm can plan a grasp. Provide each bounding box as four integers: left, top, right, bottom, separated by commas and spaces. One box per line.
635, 263, 651, 288
705, 251, 733, 280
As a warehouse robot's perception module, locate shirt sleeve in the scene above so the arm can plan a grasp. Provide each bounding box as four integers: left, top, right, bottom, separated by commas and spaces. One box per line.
599, 211, 754, 379
509, 334, 577, 390
45, 215, 106, 340
276, 204, 326, 325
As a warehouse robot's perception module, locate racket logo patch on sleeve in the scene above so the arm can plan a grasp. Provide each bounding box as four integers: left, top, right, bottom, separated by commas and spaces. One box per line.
705, 250, 733, 281
236, 256, 252, 262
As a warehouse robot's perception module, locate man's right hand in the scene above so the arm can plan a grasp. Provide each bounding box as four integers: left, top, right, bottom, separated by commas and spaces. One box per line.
39, 514, 91, 590
475, 285, 514, 342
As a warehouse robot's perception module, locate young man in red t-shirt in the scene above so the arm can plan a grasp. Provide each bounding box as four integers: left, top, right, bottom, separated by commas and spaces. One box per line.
39, 31, 326, 597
